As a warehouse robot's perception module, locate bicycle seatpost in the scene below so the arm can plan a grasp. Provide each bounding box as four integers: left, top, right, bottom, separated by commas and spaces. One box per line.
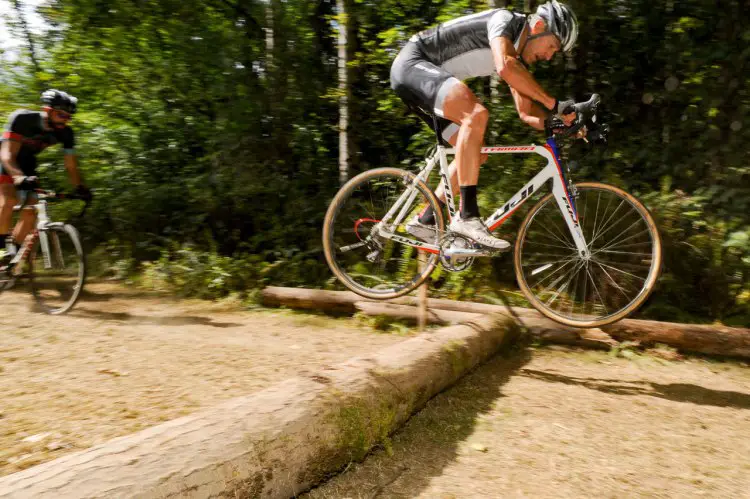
431, 114, 443, 146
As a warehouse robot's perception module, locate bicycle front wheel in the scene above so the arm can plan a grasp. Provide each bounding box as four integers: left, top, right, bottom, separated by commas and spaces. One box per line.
323, 167, 444, 300
29, 224, 86, 315
514, 182, 662, 327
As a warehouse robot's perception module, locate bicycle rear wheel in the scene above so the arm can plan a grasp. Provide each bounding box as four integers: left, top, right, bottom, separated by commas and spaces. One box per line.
323, 167, 444, 300
29, 224, 86, 314
514, 182, 662, 327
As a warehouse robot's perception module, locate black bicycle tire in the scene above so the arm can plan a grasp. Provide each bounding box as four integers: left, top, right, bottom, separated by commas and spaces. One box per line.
322, 167, 444, 300
514, 182, 662, 327
29, 224, 86, 315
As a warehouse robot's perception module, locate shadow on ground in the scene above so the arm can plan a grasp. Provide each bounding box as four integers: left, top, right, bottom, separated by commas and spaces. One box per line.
303, 342, 534, 499
520, 369, 750, 410
69, 309, 243, 328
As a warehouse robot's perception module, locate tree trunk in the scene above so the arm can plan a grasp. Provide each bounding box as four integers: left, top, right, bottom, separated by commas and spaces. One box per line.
0, 314, 519, 498
261, 287, 750, 359
336, 0, 349, 184
261, 286, 537, 317
265, 1, 274, 71
11, 0, 41, 77
354, 301, 618, 350
601, 319, 750, 359
354, 301, 481, 325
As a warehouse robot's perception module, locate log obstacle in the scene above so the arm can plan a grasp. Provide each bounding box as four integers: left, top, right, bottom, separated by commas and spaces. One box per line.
0, 314, 520, 498
353, 301, 481, 326
4, 287, 747, 498
262, 287, 750, 359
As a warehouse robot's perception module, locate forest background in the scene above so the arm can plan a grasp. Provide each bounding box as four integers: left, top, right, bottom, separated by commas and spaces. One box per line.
0, 0, 748, 325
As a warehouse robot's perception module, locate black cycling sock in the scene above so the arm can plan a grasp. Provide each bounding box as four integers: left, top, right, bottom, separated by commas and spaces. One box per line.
0, 234, 8, 250
460, 185, 480, 219
418, 199, 446, 225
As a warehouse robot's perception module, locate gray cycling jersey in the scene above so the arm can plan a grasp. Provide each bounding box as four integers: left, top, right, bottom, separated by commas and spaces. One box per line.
410, 9, 527, 80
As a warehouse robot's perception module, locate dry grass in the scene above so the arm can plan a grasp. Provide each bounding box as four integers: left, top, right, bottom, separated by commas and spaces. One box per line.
0, 281, 414, 477
304, 346, 750, 498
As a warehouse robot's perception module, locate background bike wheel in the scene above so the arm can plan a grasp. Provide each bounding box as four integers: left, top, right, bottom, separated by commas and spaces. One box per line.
29, 224, 86, 315
323, 167, 444, 300
514, 182, 662, 327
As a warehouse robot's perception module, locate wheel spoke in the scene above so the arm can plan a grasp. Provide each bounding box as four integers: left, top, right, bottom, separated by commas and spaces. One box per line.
540, 258, 587, 304
595, 226, 651, 254
325, 170, 442, 299
525, 240, 578, 251
536, 212, 575, 249
590, 216, 646, 252
587, 199, 626, 248
594, 249, 652, 257
586, 266, 608, 316
531, 257, 578, 289
593, 261, 635, 301
594, 260, 647, 282
518, 185, 660, 326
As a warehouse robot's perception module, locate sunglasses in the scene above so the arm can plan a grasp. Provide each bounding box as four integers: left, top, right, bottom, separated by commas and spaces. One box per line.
54, 110, 73, 120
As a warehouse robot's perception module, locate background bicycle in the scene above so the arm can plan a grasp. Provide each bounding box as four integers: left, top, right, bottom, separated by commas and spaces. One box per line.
0, 189, 90, 315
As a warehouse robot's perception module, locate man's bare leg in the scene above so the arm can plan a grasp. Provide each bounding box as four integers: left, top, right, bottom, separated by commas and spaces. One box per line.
423, 77, 508, 249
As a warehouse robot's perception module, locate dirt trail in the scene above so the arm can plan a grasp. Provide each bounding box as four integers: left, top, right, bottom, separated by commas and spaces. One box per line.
0, 282, 411, 477
304, 347, 750, 499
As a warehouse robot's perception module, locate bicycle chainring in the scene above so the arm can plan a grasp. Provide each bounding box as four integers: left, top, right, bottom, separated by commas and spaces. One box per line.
439, 234, 475, 272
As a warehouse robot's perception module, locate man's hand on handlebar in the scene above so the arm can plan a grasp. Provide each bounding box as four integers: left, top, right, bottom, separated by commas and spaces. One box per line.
547, 94, 603, 141
74, 184, 93, 202
12, 175, 39, 190
553, 98, 576, 126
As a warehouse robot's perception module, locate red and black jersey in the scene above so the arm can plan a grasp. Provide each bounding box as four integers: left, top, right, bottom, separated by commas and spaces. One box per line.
1, 109, 75, 176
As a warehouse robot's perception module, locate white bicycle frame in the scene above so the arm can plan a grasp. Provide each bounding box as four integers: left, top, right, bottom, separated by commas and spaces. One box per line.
376, 139, 590, 258
9, 195, 66, 275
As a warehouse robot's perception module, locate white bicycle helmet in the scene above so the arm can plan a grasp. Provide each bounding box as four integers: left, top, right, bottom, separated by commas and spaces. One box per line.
536, 1, 579, 52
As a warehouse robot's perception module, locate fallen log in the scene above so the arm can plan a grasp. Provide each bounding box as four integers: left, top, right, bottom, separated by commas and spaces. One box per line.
261, 286, 363, 314
602, 319, 750, 359
261, 286, 536, 317
0, 314, 519, 498
263, 287, 750, 359
353, 301, 482, 325
352, 300, 618, 351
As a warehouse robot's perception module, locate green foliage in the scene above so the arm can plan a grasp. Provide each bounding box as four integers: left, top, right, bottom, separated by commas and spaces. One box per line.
0, 0, 746, 324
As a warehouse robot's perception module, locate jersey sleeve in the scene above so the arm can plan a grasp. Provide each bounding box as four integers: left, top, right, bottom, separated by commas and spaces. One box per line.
61, 127, 75, 152
2, 110, 25, 142
487, 10, 519, 42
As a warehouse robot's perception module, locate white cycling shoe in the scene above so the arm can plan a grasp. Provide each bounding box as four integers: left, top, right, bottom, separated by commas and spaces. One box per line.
448, 216, 510, 251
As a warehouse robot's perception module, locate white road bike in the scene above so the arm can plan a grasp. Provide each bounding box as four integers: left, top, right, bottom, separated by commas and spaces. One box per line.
0, 189, 88, 315
323, 95, 662, 327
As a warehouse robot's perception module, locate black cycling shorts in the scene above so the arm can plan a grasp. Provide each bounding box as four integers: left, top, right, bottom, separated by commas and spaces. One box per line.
390, 41, 461, 146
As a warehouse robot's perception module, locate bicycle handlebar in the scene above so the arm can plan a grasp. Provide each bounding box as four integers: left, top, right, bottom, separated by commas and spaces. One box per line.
33, 189, 92, 218
545, 94, 606, 143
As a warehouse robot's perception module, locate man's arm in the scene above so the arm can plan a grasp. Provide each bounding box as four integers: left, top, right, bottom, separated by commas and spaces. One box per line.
61, 127, 83, 186
509, 87, 549, 130
0, 140, 24, 178
64, 152, 82, 186
491, 37, 556, 112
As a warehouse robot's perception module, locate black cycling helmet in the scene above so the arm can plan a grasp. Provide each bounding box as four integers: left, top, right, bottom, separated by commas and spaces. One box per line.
41, 89, 78, 114
536, 1, 579, 53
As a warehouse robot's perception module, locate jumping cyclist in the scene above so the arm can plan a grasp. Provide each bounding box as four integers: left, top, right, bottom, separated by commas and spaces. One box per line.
0, 89, 91, 268
390, 1, 579, 250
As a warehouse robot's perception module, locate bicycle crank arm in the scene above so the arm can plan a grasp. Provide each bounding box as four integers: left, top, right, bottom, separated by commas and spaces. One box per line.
442, 247, 509, 258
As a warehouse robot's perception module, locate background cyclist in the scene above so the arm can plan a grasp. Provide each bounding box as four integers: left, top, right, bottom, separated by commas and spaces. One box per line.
0, 89, 91, 267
